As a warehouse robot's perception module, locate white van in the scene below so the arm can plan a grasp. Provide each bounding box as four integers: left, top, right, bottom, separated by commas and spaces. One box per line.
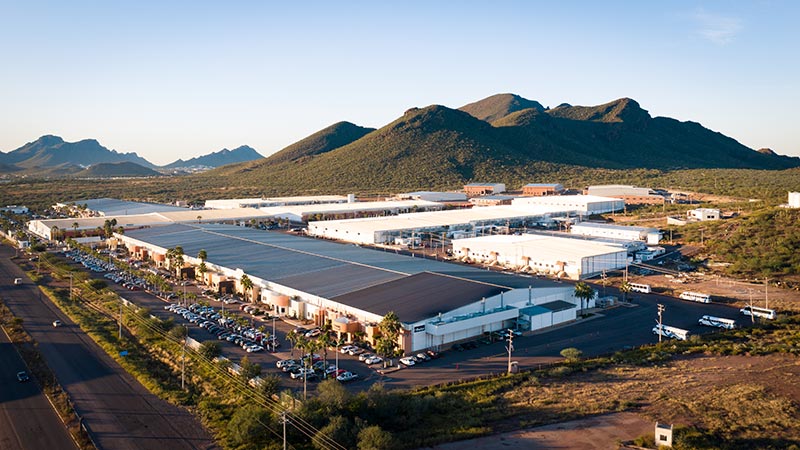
13, 278, 23, 285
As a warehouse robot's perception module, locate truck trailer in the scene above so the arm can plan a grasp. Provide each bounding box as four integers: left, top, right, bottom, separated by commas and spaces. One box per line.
652, 324, 690, 341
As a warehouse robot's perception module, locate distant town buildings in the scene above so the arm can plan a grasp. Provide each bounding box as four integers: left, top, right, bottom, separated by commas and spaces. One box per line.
469, 195, 515, 206
0, 205, 29, 214
570, 221, 661, 245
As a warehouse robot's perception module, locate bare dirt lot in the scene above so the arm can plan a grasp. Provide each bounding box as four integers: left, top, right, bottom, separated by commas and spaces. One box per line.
428, 354, 800, 449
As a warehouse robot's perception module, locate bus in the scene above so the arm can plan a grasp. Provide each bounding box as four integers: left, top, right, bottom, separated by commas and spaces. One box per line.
652, 324, 690, 341
628, 282, 651, 294
698, 315, 736, 330
679, 291, 711, 304
739, 305, 777, 320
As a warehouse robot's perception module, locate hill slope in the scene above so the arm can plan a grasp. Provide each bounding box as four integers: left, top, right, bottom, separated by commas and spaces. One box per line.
0, 135, 155, 169
77, 161, 163, 177
264, 121, 375, 164
206, 95, 799, 193
459, 93, 545, 123
163, 145, 263, 169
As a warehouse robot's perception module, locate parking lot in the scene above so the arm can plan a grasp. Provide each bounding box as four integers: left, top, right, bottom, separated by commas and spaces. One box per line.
57, 248, 754, 394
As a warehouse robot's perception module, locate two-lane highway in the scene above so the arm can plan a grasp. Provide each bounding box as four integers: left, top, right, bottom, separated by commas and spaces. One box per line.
0, 326, 78, 450
0, 246, 218, 450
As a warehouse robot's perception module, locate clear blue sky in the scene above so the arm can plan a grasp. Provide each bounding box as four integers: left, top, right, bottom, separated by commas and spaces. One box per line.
1, 1, 798, 165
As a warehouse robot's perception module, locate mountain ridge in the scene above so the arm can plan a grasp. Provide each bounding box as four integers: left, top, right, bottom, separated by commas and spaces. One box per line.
163, 145, 263, 169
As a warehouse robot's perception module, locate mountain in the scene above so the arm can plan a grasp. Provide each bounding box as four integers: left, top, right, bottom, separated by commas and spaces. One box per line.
76, 161, 163, 178
164, 145, 263, 169
264, 121, 375, 164
0, 135, 155, 169
207, 94, 799, 192
459, 93, 545, 123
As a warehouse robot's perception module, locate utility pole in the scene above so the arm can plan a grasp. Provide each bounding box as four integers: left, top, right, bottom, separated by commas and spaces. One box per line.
506, 329, 514, 374
282, 411, 288, 450
119, 298, 124, 340
272, 316, 276, 352
69, 273, 73, 301
601, 269, 607, 297
181, 325, 188, 389
765, 278, 769, 309
657, 304, 665, 343
748, 290, 755, 324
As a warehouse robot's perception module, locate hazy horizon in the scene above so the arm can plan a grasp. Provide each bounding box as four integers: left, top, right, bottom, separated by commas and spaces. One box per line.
1, 1, 798, 165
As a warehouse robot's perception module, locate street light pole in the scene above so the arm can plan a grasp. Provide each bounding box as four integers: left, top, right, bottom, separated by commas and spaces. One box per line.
119, 298, 123, 340
657, 304, 665, 343
506, 329, 514, 374
181, 325, 187, 390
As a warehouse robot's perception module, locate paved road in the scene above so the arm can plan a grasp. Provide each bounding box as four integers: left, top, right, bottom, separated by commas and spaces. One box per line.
0, 246, 218, 450
0, 327, 78, 450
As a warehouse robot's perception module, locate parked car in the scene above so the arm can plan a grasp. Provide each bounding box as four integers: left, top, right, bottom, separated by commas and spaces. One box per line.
339, 345, 357, 354
358, 353, 374, 362
52, 320, 62, 327
336, 371, 358, 382
16, 371, 30, 382
415, 353, 430, 362
364, 355, 382, 365
399, 356, 416, 366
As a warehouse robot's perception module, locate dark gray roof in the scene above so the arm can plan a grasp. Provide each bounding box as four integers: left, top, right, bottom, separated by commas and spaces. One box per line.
539, 300, 575, 313
331, 272, 509, 324
124, 224, 551, 316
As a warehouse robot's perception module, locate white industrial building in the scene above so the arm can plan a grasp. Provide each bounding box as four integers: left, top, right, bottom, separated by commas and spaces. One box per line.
511, 195, 624, 215
570, 222, 661, 245
587, 185, 653, 197
451, 234, 629, 280
308, 204, 577, 245
396, 191, 468, 203
687, 208, 720, 221
204, 195, 349, 210
116, 223, 590, 353
258, 199, 442, 223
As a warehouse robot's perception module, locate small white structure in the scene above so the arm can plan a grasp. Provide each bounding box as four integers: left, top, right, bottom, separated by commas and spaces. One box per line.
687, 208, 720, 221
512, 195, 624, 215
788, 192, 800, 208
452, 234, 628, 280
655, 423, 673, 447
570, 222, 661, 245
1, 205, 29, 214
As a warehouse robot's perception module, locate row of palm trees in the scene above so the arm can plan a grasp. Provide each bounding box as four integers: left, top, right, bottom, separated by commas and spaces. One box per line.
573, 279, 633, 316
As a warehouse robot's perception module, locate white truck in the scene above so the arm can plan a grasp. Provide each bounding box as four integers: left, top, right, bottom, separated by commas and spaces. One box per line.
652, 324, 690, 341
13, 278, 23, 285
698, 315, 736, 330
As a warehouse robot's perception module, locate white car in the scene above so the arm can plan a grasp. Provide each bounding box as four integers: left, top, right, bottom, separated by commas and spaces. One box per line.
340, 345, 357, 354
52, 320, 62, 327
358, 353, 373, 362
336, 371, 358, 382
347, 347, 364, 356
399, 356, 416, 366
364, 355, 382, 365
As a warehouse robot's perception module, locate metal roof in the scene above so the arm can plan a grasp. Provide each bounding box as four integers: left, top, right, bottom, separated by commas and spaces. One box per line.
539, 300, 576, 312
62, 198, 187, 216
123, 224, 567, 314
330, 272, 509, 324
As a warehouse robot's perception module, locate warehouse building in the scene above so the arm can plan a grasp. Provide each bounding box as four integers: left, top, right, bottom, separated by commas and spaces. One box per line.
258, 199, 442, 223
451, 234, 629, 280
787, 192, 800, 208
511, 195, 624, 215
395, 191, 468, 203
204, 195, 349, 210
117, 224, 587, 352
522, 183, 564, 196
464, 183, 506, 196
585, 185, 666, 205
55, 198, 188, 217
307, 204, 577, 245
570, 222, 661, 245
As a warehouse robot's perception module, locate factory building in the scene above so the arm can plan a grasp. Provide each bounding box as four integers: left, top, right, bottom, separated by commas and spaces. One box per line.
204, 195, 349, 210
55, 198, 188, 217
522, 183, 564, 196
511, 195, 624, 215
463, 183, 506, 196
585, 185, 665, 205
570, 222, 661, 245
307, 204, 576, 245
451, 234, 629, 280
395, 191, 468, 203
258, 199, 442, 223
116, 223, 587, 352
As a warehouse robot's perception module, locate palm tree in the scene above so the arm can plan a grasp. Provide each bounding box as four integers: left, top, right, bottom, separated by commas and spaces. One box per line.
574, 281, 596, 317
376, 311, 402, 365
197, 249, 208, 284
619, 280, 632, 303
72, 222, 79, 237
240, 274, 253, 302
173, 246, 185, 279
286, 330, 299, 357
196, 215, 202, 224
317, 331, 332, 371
